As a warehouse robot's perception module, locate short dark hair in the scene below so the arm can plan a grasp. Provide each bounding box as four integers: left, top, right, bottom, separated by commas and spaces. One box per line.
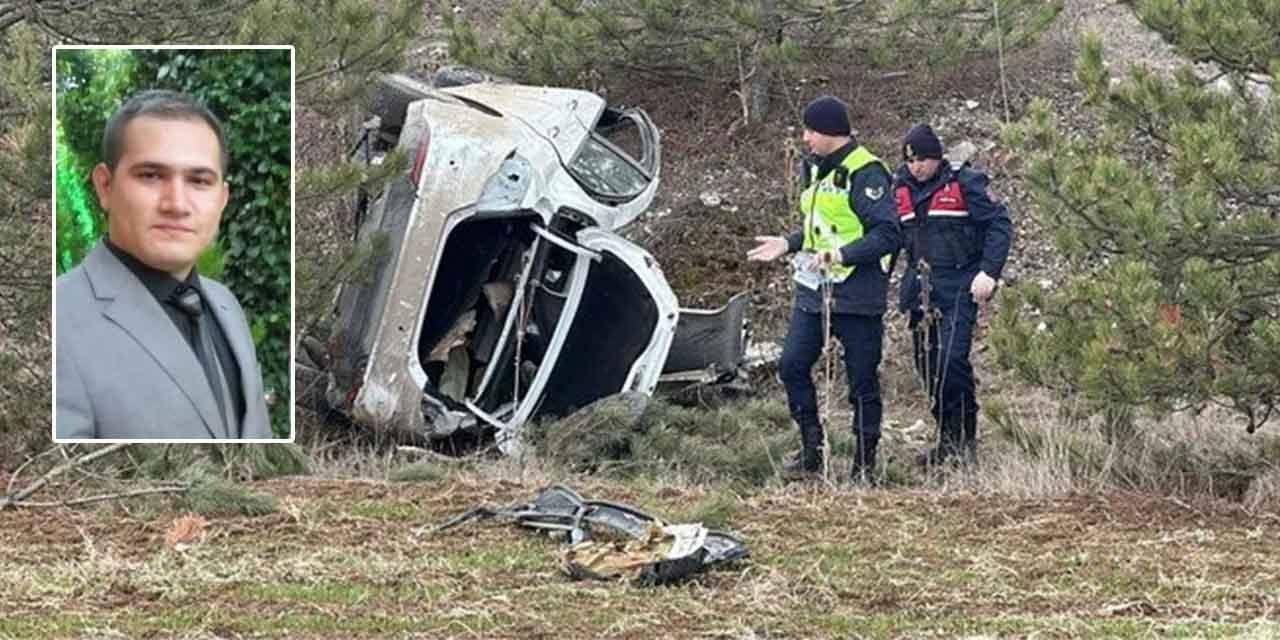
101, 90, 229, 174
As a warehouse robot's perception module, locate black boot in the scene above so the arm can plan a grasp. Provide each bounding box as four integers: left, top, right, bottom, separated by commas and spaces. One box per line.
916, 414, 964, 468
783, 420, 824, 480
849, 435, 879, 486
960, 412, 978, 466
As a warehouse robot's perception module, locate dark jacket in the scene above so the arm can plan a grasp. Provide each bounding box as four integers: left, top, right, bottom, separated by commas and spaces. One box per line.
785, 142, 901, 316
893, 160, 1012, 311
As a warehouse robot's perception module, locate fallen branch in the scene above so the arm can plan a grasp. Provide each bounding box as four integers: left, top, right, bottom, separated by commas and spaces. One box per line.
0, 443, 130, 510
6, 446, 60, 498
14, 486, 188, 509
396, 445, 470, 465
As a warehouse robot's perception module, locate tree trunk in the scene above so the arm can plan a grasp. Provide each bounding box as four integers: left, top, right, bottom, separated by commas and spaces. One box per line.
746, 0, 778, 124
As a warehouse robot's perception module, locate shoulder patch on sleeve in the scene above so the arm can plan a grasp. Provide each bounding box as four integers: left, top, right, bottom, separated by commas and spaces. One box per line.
854, 164, 890, 200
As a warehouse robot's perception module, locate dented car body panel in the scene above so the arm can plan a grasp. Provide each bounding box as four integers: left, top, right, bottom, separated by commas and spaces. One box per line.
320, 76, 740, 447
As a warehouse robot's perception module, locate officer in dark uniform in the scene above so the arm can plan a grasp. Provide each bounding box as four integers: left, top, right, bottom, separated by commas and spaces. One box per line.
893, 124, 1012, 466
748, 96, 900, 483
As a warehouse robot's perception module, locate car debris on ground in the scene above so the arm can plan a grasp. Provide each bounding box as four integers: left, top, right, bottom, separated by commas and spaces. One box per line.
433, 484, 749, 585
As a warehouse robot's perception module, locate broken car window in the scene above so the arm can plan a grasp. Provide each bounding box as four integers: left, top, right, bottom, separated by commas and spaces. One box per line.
569, 136, 650, 202
595, 113, 654, 174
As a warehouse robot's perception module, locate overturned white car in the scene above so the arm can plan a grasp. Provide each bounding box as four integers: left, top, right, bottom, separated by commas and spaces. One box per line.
305, 73, 747, 452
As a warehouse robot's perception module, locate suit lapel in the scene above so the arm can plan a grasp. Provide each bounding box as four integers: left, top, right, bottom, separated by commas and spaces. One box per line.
84, 244, 226, 438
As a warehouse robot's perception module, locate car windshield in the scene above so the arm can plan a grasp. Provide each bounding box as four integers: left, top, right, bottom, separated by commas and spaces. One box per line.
569, 135, 649, 201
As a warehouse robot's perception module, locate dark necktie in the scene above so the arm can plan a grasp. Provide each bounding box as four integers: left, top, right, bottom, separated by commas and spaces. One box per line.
171, 286, 232, 437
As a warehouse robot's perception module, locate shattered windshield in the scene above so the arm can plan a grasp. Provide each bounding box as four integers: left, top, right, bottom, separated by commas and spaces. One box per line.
569, 136, 649, 201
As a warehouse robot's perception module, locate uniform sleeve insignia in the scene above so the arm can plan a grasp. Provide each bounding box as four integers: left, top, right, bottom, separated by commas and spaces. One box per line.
865, 185, 885, 200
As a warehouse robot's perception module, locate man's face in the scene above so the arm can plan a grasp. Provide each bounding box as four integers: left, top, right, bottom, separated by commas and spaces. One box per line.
92, 116, 228, 280
802, 127, 844, 156
907, 156, 941, 182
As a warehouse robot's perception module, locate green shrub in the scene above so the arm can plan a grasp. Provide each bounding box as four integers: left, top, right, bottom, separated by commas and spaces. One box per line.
533, 396, 796, 487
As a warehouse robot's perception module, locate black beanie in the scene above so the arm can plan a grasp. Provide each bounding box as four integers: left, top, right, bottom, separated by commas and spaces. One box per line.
802, 96, 851, 136
903, 124, 943, 160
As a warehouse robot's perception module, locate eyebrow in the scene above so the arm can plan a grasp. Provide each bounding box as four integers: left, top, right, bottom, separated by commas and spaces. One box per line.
128, 161, 221, 180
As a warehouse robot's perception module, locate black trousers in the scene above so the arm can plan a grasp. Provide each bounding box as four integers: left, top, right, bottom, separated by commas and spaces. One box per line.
909, 287, 979, 420
778, 306, 884, 446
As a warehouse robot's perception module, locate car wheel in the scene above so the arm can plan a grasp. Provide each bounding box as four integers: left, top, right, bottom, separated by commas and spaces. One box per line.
370, 73, 433, 132
433, 64, 509, 88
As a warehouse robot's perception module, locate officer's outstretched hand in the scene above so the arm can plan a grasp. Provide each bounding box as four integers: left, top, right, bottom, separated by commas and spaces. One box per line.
747, 236, 788, 262
971, 271, 997, 303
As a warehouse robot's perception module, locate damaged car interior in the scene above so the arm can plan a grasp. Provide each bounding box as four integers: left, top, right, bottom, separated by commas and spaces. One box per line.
418, 212, 665, 437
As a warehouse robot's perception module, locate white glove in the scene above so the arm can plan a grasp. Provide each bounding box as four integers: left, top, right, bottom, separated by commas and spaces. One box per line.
971, 271, 997, 303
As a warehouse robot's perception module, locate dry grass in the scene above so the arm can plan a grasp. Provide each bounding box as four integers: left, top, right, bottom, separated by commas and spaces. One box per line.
1, 473, 1277, 638
4, 399, 1277, 638
525, 388, 1280, 507
969, 394, 1280, 502
1244, 467, 1280, 512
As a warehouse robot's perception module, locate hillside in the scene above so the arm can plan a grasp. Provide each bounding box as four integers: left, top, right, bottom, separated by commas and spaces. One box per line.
388, 0, 1277, 456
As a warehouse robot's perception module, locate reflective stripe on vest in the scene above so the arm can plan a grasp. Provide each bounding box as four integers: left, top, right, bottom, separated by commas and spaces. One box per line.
799, 146, 890, 283
896, 180, 968, 223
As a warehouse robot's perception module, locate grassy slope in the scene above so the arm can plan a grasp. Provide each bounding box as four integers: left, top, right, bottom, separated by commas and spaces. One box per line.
2, 472, 1277, 639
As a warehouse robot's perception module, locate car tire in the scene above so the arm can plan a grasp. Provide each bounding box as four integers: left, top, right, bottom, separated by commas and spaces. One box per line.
433, 64, 509, 88
370, 73, 433, 132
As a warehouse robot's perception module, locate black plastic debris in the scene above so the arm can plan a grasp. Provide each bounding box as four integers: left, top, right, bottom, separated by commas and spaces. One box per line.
435, 484, 748, 585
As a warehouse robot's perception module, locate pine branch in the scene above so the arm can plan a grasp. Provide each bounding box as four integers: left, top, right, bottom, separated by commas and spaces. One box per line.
298, 34, 396, 85
0, 443, 130, 510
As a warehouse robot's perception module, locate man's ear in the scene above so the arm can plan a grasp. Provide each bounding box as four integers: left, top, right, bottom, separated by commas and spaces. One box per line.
218, 179, 230, 213
90, 163, 112, 213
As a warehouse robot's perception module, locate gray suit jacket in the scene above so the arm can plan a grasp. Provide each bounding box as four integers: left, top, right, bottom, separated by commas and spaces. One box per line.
55, 242, 273, 440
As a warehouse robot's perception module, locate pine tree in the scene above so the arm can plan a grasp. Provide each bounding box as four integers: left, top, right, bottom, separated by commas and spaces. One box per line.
445, 0, 1059, 124
994, 1, 1280, 433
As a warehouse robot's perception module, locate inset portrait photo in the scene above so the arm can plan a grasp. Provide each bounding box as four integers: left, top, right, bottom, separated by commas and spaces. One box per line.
52, 46, 294, 442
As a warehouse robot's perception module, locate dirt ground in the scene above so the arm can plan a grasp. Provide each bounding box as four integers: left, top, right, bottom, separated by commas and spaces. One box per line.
2, 472, 1278, 638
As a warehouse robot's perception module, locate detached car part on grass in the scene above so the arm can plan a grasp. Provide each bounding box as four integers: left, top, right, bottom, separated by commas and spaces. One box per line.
307, 73, 749, 452
436, 484, 749, 585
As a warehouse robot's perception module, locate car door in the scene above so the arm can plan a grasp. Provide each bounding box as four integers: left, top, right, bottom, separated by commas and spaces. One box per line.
451, 223, 679, 454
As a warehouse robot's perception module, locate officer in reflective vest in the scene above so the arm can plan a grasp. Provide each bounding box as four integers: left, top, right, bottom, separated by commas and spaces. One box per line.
894, 123, 1012, 467
748, 96, 901, 483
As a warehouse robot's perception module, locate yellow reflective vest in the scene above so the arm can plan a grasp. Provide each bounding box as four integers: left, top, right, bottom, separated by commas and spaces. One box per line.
799, 145, 889, 283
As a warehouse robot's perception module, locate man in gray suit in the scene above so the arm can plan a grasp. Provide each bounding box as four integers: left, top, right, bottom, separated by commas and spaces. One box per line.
55, 90, 272, 440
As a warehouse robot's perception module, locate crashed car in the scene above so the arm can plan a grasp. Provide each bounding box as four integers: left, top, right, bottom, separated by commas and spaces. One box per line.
305, 72, 748, 452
